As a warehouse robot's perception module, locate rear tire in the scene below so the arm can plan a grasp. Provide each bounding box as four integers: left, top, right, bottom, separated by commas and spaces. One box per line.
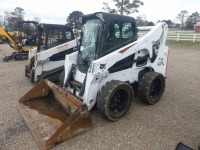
138, 72, 165, 105
97, 80, 134, 121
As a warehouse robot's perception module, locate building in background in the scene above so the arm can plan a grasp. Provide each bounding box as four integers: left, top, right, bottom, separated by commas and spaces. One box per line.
194, 22, 200, 32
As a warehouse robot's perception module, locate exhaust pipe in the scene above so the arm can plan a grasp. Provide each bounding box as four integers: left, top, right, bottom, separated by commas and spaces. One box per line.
18, 79, 93, 150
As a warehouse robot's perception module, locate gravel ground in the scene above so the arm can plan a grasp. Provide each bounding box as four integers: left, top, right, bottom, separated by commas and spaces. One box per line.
0, 43, 200, 150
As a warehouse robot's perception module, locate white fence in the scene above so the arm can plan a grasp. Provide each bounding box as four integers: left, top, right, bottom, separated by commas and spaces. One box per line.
138, 32, 200, 42
167, 33, 200, 42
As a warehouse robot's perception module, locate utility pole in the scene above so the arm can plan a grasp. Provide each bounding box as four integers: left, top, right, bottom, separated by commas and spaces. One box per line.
120, 0, 123, 15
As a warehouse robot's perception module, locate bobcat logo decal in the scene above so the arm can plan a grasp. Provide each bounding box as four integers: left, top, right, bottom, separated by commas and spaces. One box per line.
100, 63, 106, 70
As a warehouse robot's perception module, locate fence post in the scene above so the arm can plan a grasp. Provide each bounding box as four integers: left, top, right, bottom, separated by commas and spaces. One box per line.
177, 33, 179, 42
193, 33, 196, 42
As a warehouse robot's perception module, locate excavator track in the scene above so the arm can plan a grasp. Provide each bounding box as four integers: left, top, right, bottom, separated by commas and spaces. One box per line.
3, 52, 16, 62
13, 52, 28, 61
3, 52, 28, 62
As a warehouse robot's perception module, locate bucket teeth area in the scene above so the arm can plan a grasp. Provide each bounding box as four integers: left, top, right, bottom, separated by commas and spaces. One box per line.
18, 79, 93, 150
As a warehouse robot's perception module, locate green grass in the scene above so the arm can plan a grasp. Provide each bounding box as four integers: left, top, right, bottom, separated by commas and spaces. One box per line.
167, 40, 200, 47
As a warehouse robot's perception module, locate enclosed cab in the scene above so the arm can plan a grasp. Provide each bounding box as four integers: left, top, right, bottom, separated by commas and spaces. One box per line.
25, 24, 77, 83
77, 12, 138, 72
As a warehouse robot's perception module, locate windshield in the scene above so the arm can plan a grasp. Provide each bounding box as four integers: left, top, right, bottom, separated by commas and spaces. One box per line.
78, 19, 102, 70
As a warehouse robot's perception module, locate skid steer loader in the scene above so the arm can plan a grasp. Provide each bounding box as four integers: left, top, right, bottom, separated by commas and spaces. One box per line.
25, 24, 77, 83
18, 12, 169, 149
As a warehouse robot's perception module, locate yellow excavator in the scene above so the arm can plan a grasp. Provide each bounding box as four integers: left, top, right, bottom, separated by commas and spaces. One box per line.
0, 21, 39, 61
0, 25, 25, 43
0, 27, 23, 49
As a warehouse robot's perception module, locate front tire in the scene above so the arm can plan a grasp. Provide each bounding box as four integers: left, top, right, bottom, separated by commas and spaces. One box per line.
97, 80, 134, 121
138, 72, 165, 105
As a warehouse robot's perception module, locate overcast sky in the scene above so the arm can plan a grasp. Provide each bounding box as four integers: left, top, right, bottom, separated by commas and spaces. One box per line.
0, 0, 200, 24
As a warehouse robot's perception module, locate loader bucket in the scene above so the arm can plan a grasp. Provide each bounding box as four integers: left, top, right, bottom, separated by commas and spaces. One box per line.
17, 79, 93, 150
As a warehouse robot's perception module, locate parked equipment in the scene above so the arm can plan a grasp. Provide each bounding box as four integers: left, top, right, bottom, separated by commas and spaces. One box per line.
0, 25, 25, 44
0, 21, 39, 61
18, 12, 169, 149
25, 24, 77, 83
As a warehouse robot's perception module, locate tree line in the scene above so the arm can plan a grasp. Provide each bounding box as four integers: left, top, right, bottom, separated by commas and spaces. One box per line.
0, 7, 41, 36
66, 1, 199, 31
1, 1, 199, 31
0, 7, 41, 28
178, 10, 200, 30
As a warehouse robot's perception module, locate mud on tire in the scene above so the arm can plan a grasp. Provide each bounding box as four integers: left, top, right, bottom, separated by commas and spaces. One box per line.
97, 80, 134, 121
138, 72, 165, 105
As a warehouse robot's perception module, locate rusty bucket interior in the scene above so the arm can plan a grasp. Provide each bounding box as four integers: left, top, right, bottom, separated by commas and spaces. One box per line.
17, 79, 93, 150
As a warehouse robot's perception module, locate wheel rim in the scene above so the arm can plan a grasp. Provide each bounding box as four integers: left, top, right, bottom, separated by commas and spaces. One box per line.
149, 79, 162, 100
110, 89, 128, 113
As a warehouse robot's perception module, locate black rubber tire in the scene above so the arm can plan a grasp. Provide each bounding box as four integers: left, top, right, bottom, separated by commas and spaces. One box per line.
30, 69, 35, 83
138, 72, 165, 105
25, 65, 29, 78
97, 80, 134, 121
58, 70, 65, 87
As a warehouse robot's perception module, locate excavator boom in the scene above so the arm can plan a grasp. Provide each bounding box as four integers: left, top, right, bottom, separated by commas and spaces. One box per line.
0, 27, 21, 50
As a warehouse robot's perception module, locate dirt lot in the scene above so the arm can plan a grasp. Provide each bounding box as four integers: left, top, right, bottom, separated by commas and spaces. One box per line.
0, 43, 200, 150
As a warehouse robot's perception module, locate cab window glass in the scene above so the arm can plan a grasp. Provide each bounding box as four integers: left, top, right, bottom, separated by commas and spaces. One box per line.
104, 21, 134, 55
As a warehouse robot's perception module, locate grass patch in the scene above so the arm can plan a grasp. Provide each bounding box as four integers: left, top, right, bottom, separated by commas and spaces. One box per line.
167, 40, 200, 47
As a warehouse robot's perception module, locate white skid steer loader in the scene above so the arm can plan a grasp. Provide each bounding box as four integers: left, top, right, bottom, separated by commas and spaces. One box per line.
25, 24, 78, 83
18, 12, 169, 149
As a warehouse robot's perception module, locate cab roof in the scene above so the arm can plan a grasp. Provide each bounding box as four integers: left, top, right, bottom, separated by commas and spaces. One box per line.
81, 12, 136, 24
